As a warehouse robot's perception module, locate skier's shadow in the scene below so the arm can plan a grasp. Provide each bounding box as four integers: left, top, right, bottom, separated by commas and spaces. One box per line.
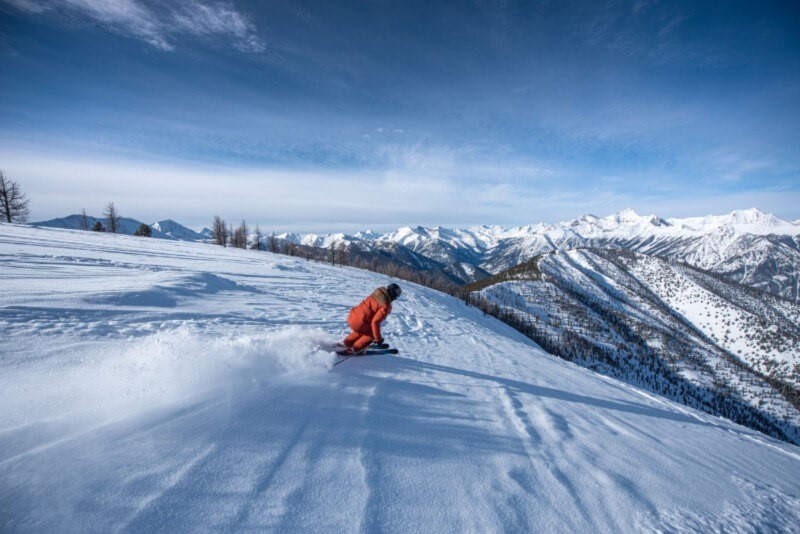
389, 355, 712, 427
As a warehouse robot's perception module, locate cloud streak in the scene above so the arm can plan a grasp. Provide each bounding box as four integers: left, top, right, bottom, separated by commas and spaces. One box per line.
4, 148, 798, 232
3, 0, 266, 52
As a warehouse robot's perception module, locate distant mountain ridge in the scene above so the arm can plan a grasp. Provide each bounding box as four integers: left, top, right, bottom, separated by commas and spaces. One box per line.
32, 215, 210, 241
280, 207, 797, 249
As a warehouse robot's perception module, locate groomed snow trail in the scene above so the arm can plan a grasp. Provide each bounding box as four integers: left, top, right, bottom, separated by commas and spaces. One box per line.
1, 224, 799, 532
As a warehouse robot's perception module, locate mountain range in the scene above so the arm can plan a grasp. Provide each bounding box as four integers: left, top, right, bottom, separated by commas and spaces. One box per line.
279, 208, 800, 302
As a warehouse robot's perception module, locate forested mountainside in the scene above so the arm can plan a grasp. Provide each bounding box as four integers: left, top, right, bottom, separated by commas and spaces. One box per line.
471, 248, 800, 445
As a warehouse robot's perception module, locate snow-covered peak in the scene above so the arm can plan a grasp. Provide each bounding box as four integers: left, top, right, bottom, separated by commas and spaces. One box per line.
668, 208, 793, 235
278, 231, 354, 248
533, 209, 670, 239
726, 208, 780, 226
601, 209, 669, 228
151, 220, 176, 231
151, 220, 206, 241
353, 229, 384, 240
381, 226, 429, 247
609, 208, 643, 222
572, 214, 599, 225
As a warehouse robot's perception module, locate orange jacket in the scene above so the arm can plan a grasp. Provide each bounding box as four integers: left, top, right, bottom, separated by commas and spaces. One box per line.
347, 287, 392, 340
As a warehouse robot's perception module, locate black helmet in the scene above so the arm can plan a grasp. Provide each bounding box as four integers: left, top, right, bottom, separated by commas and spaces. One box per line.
387, 283, 402, 300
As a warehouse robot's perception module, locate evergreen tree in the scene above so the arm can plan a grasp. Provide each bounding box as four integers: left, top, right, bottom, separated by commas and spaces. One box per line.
92, 221, 106, 232
133, 223, 152, 237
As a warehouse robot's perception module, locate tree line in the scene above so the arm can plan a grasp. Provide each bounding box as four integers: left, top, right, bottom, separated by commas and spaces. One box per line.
211, 215, 271, 250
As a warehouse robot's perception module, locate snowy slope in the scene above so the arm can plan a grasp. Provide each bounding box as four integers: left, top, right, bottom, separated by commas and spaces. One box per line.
629, 256, 800, 373
1, 223, 799, 532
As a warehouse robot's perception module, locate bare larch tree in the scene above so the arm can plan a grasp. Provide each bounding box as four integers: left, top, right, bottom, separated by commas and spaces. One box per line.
0, 170, 31, 223
212, 215, 227, 246
231, 220, 247, 249
329, 242, 336, 265
336, 242, 348, 266
104, 202, 121, 233
251, 224, 263, 250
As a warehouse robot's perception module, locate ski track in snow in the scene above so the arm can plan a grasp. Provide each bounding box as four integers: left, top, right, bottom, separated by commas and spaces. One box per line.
1, 224, 800, 532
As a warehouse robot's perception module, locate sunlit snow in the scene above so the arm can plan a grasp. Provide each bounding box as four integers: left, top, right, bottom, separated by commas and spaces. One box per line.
1, 224, 799, 531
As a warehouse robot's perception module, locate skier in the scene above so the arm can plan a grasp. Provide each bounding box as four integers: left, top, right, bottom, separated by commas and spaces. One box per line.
341, 283, 402, 355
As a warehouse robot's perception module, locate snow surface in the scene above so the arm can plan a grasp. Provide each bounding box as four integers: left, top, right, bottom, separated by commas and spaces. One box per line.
2, 223, 800, 532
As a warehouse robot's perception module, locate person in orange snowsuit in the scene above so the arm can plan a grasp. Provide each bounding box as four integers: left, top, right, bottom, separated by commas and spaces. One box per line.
342, 283, 402, 354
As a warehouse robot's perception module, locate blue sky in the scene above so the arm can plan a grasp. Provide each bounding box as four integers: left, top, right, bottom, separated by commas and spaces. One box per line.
1, 0, 799, 231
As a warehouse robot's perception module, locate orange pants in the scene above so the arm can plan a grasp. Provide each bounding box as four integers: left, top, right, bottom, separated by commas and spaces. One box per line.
343, 326, 374, 352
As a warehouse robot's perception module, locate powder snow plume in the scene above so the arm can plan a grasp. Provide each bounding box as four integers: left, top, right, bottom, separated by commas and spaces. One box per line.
1, 326, 334, 429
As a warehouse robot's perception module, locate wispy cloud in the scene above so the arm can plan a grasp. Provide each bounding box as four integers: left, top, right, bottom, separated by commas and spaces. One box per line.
704, 149, 774, 184
4, 0, 49, 13
68, 0, 168, 49
170, 1, 265, 52
3, 0, 266, 52
3, 145, 799, 231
